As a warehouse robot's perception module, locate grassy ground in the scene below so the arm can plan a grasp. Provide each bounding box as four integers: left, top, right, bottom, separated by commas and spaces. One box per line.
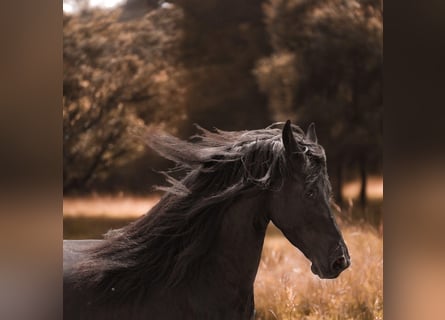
64, 216, 136, 239
255, 223, 383, 320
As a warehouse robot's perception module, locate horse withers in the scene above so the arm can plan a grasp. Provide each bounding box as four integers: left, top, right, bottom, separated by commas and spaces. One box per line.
63, 120, 350, 319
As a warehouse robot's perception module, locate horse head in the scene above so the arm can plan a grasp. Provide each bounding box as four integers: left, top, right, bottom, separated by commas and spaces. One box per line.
269, 120, 350, 279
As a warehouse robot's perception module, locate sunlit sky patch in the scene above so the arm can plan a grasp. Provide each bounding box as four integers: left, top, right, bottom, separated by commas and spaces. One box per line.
63, 0, 126, 14
90, 0, 126, 9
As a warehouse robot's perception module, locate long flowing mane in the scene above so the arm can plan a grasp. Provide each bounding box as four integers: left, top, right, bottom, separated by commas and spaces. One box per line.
71, 122, 327, 299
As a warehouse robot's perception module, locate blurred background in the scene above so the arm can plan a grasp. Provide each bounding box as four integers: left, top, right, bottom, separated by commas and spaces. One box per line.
63, 0, 382, 224
63, 1, 382, 318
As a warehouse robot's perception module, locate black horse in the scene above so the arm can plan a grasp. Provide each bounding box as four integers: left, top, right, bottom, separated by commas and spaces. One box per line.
63, 121, 350, 319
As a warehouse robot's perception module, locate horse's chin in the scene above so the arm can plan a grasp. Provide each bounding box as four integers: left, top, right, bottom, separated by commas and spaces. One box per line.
310, 263, 342, 279
310, 263, 321, 277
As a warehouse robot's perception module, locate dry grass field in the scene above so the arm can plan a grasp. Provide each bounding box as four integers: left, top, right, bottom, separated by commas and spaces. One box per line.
255, 224, 383, 320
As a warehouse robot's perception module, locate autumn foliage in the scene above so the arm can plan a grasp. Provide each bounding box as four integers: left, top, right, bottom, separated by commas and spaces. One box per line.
63, 0, 382, 203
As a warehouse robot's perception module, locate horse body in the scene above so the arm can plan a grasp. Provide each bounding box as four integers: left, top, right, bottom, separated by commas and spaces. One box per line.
63, 121, 350, 319
64, 194, 268, 319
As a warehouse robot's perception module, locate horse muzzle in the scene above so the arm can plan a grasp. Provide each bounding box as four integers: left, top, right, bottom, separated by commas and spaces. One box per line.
311, 244, 351, 279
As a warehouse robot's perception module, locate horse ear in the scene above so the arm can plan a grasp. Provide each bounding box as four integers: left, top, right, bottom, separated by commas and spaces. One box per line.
282, 120, 299, 155
306, 122, 318, 144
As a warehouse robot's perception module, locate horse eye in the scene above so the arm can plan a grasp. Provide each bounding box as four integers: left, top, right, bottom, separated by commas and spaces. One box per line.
305, 189, 316, 199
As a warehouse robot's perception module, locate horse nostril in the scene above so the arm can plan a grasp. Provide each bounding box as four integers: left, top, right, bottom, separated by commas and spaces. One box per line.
331, 256, 348, 272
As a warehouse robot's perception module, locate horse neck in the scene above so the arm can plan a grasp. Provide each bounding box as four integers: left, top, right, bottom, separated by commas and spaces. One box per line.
209, 191, 270, 292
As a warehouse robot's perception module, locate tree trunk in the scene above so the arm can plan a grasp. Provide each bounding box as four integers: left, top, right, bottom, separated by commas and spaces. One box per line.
359, 154, 367, 210
335, 159, 344, 208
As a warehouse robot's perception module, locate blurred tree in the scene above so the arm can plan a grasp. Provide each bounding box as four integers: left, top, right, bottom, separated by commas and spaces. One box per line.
63, 8, 186, 194
174, 0, 272, 135
256, 0, 382, 208
64, 0, 382, 200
